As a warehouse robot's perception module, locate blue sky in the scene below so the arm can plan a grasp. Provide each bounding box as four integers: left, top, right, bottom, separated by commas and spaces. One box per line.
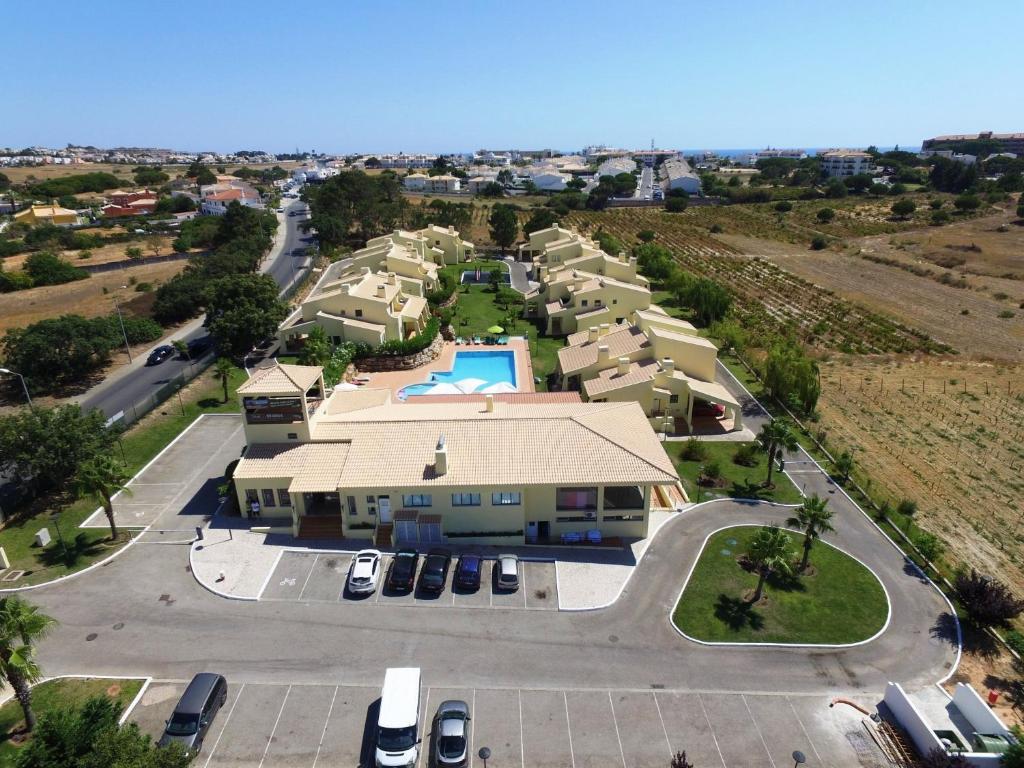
6, 0, 1022, 154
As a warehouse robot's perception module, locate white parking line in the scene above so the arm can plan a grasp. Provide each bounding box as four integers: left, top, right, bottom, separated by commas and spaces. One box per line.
469, 689, 476, 768
652, 691, 673, 757
697, 694, 727, 768
787, 696, 824, 765
521, 564, 528, 607
563, 691, 576, 768
417, 687, 432, 768
311, 686, 339, 768
607, 690, 627, 768
297, 555, 320, 601
518, 689, 525, 768
741, 694, 776, 768
203, 682, 245, 768
257, 685, 291, 768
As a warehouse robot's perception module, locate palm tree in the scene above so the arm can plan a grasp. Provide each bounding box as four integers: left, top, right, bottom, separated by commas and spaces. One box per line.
756, 420, 798, 487
833, 451, 854, 484
787, 495, 835, 572
0, 597, 57, 732
745, 525, 794, 603
214, 358, 234, 404
76, 454, 132, 541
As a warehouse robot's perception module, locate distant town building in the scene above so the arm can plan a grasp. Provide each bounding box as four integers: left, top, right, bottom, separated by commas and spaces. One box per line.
402, 174, 461, 193
659, 158, 702, 194
749, 148, 807, 165
14, 204, 79, 226
596, 157, 636, 177
919, 150, 977, 165
819, 149, 876, 178
922, 132, 1024, 155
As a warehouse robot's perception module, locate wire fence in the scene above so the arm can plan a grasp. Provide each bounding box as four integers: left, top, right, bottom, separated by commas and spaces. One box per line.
104, 354, 214, 431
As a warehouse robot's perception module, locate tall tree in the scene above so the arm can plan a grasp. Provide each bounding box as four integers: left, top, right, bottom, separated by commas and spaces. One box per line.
745, 525, 794, 603
756, 420, 798, 487
0, 597, 57, 732
786, 495, 835, 571
488, 204, 518, 253
833, 451, 854, 484
204, 274, 287, 359
76, 454, 132, 541
297, 327, 332, 367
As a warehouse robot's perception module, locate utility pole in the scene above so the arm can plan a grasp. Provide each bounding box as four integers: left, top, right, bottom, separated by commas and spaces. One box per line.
113, 296, 133, 362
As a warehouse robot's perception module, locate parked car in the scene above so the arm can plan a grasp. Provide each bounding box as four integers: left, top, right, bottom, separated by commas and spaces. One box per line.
496, 554, 519, 591
434, 700, 471, 767
454, 554, 482, 591
347, 549, 382, 595
692, 399, 726, 418
418, 548, 452, 593
158, 673, 227, 753
386, 549, 419, 592
146, 345, 175, 366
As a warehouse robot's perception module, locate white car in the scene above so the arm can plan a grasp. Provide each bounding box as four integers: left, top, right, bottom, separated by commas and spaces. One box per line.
347, 549, 382, 595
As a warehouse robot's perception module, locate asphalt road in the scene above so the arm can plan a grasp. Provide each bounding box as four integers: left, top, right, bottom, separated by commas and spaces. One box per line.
79, 197, 310, 420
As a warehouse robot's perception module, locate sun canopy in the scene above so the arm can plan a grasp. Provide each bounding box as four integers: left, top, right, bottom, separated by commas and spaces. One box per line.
453, 378, 487, 393
486, 325, 505, 334
426, 382, 463, 395
480, 381, 517, 394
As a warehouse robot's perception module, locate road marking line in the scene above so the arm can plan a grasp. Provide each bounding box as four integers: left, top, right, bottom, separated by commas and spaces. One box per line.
787, 696, 824, 765
697, 694, 727, 768
311, 685, 339, 768
297, 554, 320, 601
521, 563, 528, 608
469, 688, 476, 768
257, 684, 291, 768
257, 550, 285, 601
741, 693, 776, 768
652, 690, 673, 757
417, 686, 432, 768
563, 690, 576, 768
607, 690, 627, 768
518, 689, 525, 768
203, 682, 245, 768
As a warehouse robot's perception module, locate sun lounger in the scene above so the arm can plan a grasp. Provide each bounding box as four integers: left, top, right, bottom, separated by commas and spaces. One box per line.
472, 336, 483, 345
455, 337, 466, 345
485, 336, 496, 345
497, 336, 509, 344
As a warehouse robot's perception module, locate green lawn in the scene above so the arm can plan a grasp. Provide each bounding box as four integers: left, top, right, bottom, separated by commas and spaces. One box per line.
0, 364, 246, 587
673, 526, 888, 644
0, 677, 144, 765
673, 440, 803, 505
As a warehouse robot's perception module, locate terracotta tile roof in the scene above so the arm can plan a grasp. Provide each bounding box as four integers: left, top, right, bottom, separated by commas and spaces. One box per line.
558, 325, 650, 374
234, 442, 351, 493
583, 359, 661, 397
237, 363, 322, 395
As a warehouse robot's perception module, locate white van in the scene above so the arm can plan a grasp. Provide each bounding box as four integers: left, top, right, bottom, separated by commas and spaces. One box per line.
375, 667, 422, 767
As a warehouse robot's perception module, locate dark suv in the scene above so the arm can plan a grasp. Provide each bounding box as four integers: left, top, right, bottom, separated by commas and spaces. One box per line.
386, 549, 419, 592
158, 673, 227, 753
454, 554, 482, 591
418, 548, 452, 594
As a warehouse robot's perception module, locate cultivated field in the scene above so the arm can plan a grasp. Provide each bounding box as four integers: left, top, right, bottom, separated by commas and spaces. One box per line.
1, 160, 302, 186
817, 356, 1024, 592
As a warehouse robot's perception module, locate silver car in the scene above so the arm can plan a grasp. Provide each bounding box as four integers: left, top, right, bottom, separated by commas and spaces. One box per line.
434, 700, 471, 767
496, 554, 519, 591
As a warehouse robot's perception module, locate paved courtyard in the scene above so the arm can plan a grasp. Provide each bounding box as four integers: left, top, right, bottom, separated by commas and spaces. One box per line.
128, 679, 885, 768
259, 550, 559, 610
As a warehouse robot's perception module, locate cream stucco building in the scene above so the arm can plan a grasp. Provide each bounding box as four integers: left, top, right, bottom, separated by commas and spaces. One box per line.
231, 362, 681, 546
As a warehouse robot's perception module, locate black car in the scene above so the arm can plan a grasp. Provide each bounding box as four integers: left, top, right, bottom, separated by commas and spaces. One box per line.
418, 548, 452, 594
158, 673, 227, 753
454, 554, 482, 591
386, 549, 419, 592
146, 345, 175, 366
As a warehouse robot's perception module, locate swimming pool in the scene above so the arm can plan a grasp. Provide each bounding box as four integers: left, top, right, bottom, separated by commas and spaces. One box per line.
398, 350, 518, 400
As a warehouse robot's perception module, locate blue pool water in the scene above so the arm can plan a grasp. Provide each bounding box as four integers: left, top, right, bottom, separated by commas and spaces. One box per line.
398, 350, 517, 400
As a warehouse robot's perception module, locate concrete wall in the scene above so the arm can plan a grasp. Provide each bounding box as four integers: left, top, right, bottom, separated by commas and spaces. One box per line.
884, 683, 944, 757
952, 684, 1012, 736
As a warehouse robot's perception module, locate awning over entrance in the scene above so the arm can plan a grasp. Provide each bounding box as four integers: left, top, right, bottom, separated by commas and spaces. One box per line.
687, 379, 743, 429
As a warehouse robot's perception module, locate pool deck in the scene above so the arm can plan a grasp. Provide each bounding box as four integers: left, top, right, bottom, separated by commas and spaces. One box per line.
353, 339, 536, 398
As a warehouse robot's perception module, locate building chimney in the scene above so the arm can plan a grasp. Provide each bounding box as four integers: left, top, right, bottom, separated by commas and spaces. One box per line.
553, 222, 560, 229
662, 357, 675, 375
618, 250, 627, 263
387, 271, 397, 285
587, 326, 600, 343
617, 357, 630, 376
597, 344, 610, 362
485, 394, 495, 412
599, 323, 610, 337
435, 435, 447, 475
376, 283, 386, 297
448, 225, 455, 234
629, 255, 638, 268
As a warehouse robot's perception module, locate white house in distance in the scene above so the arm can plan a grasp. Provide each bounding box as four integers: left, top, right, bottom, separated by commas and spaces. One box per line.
660, 158, 702, 195
402, 174, 462, 193
597, 156, 636, 177
819, 149, 876, 178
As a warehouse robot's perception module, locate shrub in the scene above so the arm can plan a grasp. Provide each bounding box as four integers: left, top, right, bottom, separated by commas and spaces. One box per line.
1005, 630, 1024, 658
701, 460, 722, 480
891, 198, 916, 219
929, 198, 944, 210
998, 310, 1015, 319
816, 207, 835, 223
679, 438, 708, 461
911, 530, 944, 562
955, 569, 1024, 627
930, 210, 951, 225
637, 229, 656, 242
774, 200, 793, 213
375, 317, 441, 356
665, 197, 688, 213
24, 251, 88, 286
953, 193, 981, 212
810, 235, 828, 250
896, 498, 917, 517
709, 223, 723, 234
134, 281, 153, 292
733, 444, 759, 467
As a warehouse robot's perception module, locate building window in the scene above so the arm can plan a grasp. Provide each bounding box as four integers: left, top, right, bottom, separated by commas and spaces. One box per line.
603, 485, 644, 510
277, 489, 291, 507
403, 494, 432, 507
556, 487, 598, 511
245, 489, 258, 503
366, 495, 375, 504
556, 515, 590, 523
287, 433, 298, 440
669, 394, 679, 404
355, 309, 363, 318
603, 514, 644, 522
261, 489, 276, 507
581, 300, 588, 307
347, 496, 357, 516
492, 492, 521, 506
452, 493, 481, 506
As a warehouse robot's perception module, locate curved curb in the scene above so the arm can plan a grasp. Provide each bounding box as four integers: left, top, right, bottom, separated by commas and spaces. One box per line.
188, 540, 258, 602
558, 498, 802, 612
0, 536, 140, 595
667, 523, 892, 649
0, 674, 151, 710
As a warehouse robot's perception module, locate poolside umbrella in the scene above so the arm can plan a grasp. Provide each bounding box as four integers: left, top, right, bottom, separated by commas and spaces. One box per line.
486, 325, 504, 334
453, 378, 487, 393
425, 382, 463, 395
333, 382, 359, 391
480, 381, 517, 394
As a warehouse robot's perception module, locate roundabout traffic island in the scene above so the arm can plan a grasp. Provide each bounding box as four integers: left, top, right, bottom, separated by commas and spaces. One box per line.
672, 525, 888, 645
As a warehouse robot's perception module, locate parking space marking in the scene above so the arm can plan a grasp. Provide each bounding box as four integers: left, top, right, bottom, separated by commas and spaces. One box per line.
311, 685, 339, 768
563, 691, 576, 768
202, 682, 244, 768
607, 691, 627, 768
787, 697, 824, 765
470, 688, 476, 768
297, 555, 320, 601
416, 686, 432, 768
697, 694, 728, 768
742, 694, 777, 768
522, 565, 528, 607
257, 684, 291, 768
518, 689, 525, 768
652, 691, 673, 759
257, 551, 284, 600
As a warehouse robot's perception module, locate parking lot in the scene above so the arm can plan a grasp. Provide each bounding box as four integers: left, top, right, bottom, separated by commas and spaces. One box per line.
129, 679, 879, 767
258, 550, 559, 610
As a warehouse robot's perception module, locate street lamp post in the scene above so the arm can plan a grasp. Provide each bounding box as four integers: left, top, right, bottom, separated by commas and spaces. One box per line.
0, 368, 32, 407
113, 296, 133, 363
478, 747, 491, 767
792, 750, 807, 768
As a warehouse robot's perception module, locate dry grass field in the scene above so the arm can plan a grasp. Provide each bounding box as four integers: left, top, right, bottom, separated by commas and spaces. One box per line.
2, 234, 176, 270
816, 356, 1024, 592
2, 160, 302, 187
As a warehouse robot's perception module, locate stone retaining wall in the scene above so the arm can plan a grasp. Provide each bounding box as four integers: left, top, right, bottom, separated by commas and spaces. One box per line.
356, 331, 446, 372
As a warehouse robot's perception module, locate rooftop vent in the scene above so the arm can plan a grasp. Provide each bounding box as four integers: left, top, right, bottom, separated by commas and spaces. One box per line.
435, 434, 447, 475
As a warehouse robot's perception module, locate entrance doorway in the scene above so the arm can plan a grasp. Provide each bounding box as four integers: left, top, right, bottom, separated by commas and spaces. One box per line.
378, 496, 392, 523
537, 521, 550, 541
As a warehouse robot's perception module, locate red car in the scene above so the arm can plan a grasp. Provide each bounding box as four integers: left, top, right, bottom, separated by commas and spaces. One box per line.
693, 400, 726, 418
